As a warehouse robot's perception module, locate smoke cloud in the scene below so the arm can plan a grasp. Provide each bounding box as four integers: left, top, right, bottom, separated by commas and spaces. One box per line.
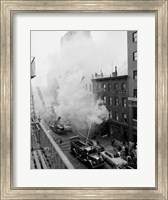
52, 32, 111, 136
32, 31, 127, 137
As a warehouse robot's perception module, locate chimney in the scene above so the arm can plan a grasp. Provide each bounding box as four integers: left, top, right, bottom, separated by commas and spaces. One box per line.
100, 70, 103, 77
112, 66, 117, 77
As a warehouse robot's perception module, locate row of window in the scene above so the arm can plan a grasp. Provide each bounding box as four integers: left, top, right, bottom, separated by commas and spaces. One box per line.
102, 89, 137, 105
133, 32, 137, 61
133, 31, 137, 42
109, 111, 127, 123
102, 96, 127, 107
108, 107, 137, 122
96, 82, 127, 93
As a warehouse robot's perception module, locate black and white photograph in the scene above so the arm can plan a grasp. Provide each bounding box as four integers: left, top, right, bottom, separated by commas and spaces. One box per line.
31, 30, 137, 169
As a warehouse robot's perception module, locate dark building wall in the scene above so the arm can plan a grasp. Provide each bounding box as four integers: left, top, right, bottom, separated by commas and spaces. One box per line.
128, 31, 137, 97
92, 75, 129, 142
127, 31, 137, 142
31, 57, 36, 79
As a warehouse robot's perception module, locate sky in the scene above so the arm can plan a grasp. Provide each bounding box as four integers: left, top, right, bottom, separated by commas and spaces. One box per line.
31, 31, 128, 87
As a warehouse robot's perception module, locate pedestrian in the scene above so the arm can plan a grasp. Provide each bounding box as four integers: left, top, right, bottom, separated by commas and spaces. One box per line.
125, 144, 129, 157
118, 146, 122, 151
117, 151, 121, 157
122, 145, 125, 152
111, 138, 115, 146
127, 155, 131, 165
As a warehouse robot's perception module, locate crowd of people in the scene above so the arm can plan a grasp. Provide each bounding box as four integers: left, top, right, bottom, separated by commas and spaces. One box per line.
111, 139, 137, 169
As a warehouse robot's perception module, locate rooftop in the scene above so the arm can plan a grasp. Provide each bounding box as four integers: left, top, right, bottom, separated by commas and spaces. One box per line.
92, 75, 128, 81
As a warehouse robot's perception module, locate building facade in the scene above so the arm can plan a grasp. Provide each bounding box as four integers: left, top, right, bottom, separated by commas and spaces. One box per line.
127, 31, 137, 143
31, 57, 36, 121
31, 57, 36, 79
92, 71, 129, 142
92, 31, 137, 143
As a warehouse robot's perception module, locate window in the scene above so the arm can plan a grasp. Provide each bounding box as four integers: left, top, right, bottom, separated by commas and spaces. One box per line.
133, 32, 137, 42
134, 89, 137, 97
133, 51, 137, 61
108, 83, 111, 92
133, 70, 137, 80
109, 110, 112, 119
103, 84, 106, 91
114, 83, 118, 91
122, 98, 126, 107
109, 97, 112, 105
115, 112, 119, 121
122, 83, 126, 93
103, 96, 106, 104
133, 107, 137, 120
115, 97, 119, 106
123, 113, 127, 123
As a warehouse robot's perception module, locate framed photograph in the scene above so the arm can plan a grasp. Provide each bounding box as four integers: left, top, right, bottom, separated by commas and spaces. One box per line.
0, 0, 167, 199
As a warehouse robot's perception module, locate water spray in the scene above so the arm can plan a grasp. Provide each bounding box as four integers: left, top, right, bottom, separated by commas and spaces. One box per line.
86, 119, 93, 143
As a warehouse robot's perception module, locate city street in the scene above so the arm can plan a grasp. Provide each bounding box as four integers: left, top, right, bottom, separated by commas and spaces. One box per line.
46, 122, 125, 169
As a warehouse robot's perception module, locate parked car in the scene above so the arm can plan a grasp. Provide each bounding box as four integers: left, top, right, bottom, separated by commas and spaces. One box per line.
100, 150, 127, 169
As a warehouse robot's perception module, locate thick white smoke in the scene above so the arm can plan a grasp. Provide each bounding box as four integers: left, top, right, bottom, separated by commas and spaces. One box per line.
54, 74, 109, 132
88, 99, 109, 125
52, 32, 111, 136
33, 31, 127, 137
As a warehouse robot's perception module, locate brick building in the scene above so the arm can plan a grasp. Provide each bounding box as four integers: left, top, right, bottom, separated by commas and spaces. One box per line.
92, 31, 137, 144
92, 69, 129, 142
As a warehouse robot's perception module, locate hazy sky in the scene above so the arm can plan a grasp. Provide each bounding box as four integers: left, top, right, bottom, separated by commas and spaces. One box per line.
31, 31, 127, 87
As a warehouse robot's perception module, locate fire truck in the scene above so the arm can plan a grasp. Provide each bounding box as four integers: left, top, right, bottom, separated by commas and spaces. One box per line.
70, 136, 105, 169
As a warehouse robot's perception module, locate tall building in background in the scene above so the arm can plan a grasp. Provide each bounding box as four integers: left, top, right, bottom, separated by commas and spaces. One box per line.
46, 71, 59, 105
61, 31, 92, 47
61, 31, 93, 96
127, 31, 137, 143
